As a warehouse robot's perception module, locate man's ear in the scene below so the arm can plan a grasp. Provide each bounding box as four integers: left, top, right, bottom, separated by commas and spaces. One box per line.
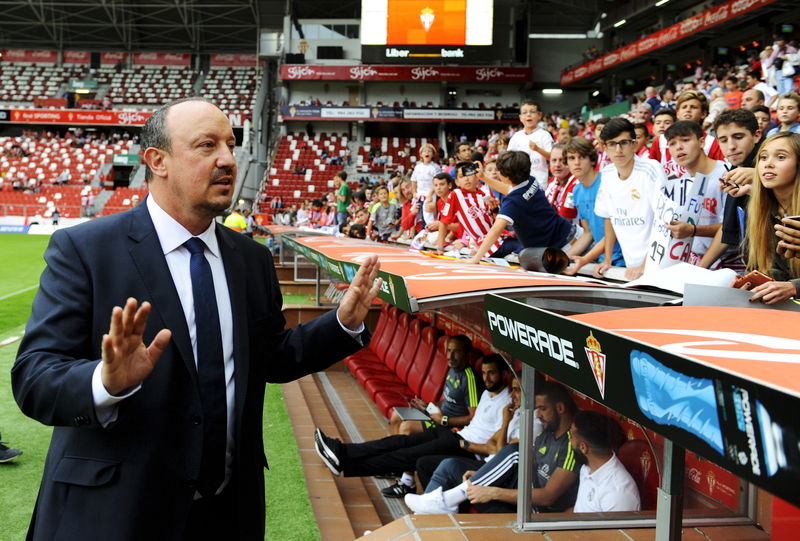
143, 147, 167, 179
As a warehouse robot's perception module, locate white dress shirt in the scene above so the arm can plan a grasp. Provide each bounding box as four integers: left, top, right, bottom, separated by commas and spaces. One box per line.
92, 195, 363, 493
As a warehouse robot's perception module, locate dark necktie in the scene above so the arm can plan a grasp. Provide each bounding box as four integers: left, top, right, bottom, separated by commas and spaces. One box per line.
184, 237, 226, 497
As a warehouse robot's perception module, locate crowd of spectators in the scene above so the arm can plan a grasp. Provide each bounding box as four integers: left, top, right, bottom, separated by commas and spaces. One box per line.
272, 42, 800, 305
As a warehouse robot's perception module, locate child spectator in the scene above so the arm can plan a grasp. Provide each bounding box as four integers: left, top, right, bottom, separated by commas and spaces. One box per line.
766, 93, 800, 136
563, 137, 625, 275
438, 161, 509, 256
508, 100, 554, 189
652, 108, 676, 138
633, 123, 651, 158
394, 177, 422, 239
663, 121, 725, 265
424, 173, 458, 242
594, 118, 667, 280
752, 105, 773, 141
649, 91, 724, 178
723, 76, 743, 109
334, 171, 351, 226
466, 151, 573, 264
411, 143, 442, 224
367, 185, 399, 241
544, 145, 578, 225
592, 117, 612, 171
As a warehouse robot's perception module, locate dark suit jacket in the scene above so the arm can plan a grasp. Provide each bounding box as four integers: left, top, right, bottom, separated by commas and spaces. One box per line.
12, 202, 366, 541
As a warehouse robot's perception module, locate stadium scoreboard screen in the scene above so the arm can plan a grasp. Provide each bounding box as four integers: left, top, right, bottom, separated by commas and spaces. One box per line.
361, 0, 501, 64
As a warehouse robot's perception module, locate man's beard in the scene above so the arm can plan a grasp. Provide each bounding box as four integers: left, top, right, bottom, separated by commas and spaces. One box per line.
486, 380, 506, 393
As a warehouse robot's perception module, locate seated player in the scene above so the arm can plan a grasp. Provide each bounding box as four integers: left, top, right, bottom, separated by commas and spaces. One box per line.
314, 356, 511, 490
405, 381, 580, 515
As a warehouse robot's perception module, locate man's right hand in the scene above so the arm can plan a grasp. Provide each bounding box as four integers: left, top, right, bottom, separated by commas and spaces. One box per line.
101, 298, 171, 396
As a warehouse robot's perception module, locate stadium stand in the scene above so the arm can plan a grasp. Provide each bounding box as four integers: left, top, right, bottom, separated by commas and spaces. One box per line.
357, 136, 438, 173
200, 66, 260, 117
99, 186, 149, 216
0, 136, 131, 187
259, 133, 349, 211
0, 185, 101, 218
98, 66, 197, 106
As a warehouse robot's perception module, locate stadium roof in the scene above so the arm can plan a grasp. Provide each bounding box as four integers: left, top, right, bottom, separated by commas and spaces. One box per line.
0, 0, 605, 55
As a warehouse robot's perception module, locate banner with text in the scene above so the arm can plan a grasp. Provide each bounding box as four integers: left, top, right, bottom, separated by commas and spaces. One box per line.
1, 109, 248, 128
210, 54, 259, 67
63, 51, 91, 64
281, 105, 518, 123
561, 0, 779, 85
100, 52, 128, 65
1, 49, 58, 63
484, 294, 800, 507
133, 52, 190, 66
280, 64, 531, 83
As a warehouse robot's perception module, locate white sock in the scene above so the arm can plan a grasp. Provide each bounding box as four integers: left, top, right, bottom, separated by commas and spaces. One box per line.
400, 473, 415, 487
442, 482, 468, 508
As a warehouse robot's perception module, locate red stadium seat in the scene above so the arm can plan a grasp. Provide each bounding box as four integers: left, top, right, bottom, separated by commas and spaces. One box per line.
617, 439, 661, 510
360, 318, 424, 397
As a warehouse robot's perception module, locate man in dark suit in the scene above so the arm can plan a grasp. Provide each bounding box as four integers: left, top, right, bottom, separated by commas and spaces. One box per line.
12, 97, 381, 541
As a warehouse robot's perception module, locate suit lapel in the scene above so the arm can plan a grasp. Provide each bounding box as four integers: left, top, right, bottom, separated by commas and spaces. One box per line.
126, 202, 197, 383
217, 228, 250, 427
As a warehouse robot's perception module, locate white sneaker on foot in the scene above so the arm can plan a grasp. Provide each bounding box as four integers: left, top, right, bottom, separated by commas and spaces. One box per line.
404, 487, 458, 514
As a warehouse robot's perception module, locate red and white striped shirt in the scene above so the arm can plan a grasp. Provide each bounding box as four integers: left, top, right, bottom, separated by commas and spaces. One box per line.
440, 188, 506, 255
545, 175, 579, 224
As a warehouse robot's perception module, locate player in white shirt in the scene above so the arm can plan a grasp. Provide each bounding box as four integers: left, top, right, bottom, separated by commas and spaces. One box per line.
411, 143, 442, 224
570, 411, 640, 513
508, 100, 553, 189
663, 121, 725, 264
594, 118, 667, 280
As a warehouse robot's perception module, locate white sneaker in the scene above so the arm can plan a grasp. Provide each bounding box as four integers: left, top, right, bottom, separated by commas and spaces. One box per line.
404, 487, 458, 514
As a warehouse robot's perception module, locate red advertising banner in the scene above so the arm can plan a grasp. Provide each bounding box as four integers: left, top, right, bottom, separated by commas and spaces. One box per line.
63, 51, 90, 64
1, 49, 58, 63
132, 52, 190, 66
561, 0, 779, 85
100, 52, 128, 65
210, 54, 258, 67
280, 64, 531, 82
3, 109, 248, 128
8, 109, 152, 126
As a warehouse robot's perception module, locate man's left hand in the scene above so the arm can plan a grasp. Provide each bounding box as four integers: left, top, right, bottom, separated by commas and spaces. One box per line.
337, 255, 382, 331
466, 481, 495, 504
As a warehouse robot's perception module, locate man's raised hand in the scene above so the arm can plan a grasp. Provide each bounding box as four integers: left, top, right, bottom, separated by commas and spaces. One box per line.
337, 255, 382, 331
101, 298, 171, 396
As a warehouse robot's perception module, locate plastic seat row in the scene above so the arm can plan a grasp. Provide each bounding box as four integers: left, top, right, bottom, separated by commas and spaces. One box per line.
344, 305, 479, 419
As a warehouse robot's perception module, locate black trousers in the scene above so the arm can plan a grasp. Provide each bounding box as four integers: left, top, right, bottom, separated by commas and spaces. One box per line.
341, 426, 475, 477
181, 480, 240, 541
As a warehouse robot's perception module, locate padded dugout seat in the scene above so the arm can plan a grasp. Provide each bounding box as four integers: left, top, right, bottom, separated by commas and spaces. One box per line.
351, 311, 412, 382
343, 305, 398, 370
361, 318, 424, 395
372, 326, 442, 417
617, 439, 661, 510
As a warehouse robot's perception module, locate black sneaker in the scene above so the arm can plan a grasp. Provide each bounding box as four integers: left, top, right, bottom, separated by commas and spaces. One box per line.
381, 481, 416, 498
0, 441, 22, 463
314, 428, 342, 476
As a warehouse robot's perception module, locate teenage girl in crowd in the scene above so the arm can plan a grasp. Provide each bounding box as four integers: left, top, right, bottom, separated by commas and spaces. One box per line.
737, 132, 800, 304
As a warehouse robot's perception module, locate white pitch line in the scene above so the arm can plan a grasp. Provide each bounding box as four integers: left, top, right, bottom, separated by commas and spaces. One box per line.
0, 284, 39, 302
0, 335, 21, 347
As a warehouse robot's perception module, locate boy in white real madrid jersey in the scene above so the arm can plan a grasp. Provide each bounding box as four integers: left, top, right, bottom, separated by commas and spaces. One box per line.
594, 118, 667, 280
